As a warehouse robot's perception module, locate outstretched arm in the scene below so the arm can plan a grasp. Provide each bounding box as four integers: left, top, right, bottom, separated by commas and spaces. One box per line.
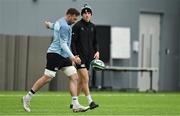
44, 21, 54, 30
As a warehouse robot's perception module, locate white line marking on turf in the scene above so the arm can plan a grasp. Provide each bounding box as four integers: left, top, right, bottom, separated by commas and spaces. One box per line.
0, 94, 171, 97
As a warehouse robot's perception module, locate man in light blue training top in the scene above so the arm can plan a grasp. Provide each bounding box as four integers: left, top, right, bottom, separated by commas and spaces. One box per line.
22, 8, 89, 113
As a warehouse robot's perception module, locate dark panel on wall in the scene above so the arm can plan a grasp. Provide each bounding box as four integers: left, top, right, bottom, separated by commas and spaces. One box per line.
0, 34, 70, 91
96, 25, 110, 63
0, 35, 28, 90
13, 35, 28, 90
0, 35, 6, 90
4, 35, 16, 90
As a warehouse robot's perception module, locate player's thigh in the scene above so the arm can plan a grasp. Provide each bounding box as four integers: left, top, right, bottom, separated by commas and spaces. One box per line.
45, 53, 61, 78
61, 66, 77, 77
78, 68, 89, 81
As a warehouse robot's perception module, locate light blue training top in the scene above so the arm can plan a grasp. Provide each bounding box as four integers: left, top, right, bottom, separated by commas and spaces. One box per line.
47, 17, 74, 59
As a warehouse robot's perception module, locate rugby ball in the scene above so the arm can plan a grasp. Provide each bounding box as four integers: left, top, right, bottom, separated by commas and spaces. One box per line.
90, 59, 105, 70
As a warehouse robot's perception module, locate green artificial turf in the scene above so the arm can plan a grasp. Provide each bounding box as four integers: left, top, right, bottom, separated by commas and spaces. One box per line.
0, 91, 180, 115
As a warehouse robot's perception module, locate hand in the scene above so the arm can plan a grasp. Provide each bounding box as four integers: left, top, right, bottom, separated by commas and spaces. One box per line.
71, 55, 81, 64
75, 55, 81, 64
44, 21, 52, 29
94, 51, 100, 59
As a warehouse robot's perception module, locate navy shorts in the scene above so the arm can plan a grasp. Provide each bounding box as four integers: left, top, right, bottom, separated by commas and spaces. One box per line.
46, 53, 72, 71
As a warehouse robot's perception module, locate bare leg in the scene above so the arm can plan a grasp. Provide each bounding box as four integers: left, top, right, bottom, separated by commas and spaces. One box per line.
77, 74, 82, 96
68, 73, 78, 97
31, 75, 52, 92
77, 68, 90, 96
77, 68, 99, 109
68, 73, 89, 112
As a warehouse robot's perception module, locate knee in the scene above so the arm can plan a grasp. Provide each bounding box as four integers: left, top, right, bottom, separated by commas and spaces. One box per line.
43, 75, 53, 83
81, 76, 89, 84
44, 69, 56, 77
69, 74, 78, 82
47, 77, 53, 82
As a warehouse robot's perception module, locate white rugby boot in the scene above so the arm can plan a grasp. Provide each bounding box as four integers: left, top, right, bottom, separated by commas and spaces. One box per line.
22, 96, 31, 112
72, 104, 89, 112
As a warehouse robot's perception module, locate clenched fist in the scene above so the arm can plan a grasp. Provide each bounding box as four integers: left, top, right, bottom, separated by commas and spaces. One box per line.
71, 55, 81, 65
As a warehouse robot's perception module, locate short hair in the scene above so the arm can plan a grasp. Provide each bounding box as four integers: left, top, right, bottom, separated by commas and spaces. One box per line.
66, 8, 80, 16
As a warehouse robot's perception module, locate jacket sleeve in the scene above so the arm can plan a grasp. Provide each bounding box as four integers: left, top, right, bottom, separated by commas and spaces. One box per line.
59, 25, 74, 59
71, 24, 79, 55
93, 25, 99, 52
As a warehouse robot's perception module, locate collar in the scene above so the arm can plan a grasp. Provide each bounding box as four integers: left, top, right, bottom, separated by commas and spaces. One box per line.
81, 19, 91, 25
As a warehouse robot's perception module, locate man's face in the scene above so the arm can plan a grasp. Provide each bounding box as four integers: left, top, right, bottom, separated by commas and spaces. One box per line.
68, 14, 78, 25
82, 12, 92, 22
